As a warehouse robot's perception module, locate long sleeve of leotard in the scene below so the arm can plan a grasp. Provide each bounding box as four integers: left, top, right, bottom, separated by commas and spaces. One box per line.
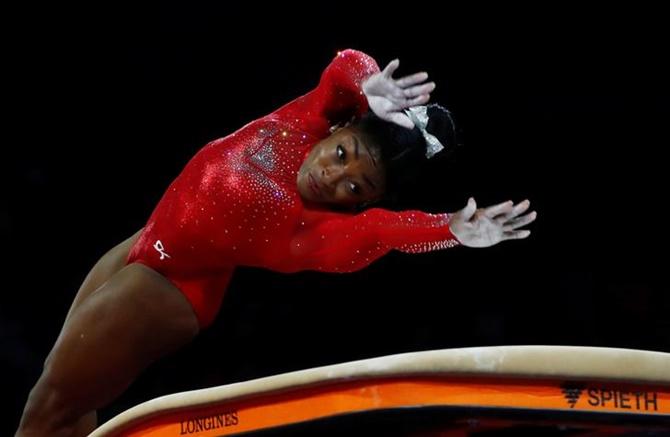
280, 208, 461, 273
272, 49, 380, 131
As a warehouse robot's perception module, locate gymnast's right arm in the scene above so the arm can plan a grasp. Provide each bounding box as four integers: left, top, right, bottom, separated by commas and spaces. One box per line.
272, 49, 380, 130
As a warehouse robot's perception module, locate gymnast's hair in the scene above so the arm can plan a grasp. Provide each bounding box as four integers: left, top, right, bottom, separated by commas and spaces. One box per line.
354, 103, 462, 209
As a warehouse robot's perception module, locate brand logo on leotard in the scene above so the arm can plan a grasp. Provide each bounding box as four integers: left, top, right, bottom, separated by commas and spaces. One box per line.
153, 240, 171, 260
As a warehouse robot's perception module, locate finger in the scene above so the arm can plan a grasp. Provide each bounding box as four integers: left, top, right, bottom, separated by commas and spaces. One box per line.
383, 59, 400, 78
395, 71, 429, 87
461, 197, 477, 221
504, 199, 531, 221
503, 230, 531, 240
390, 86, 410, 100
402, 94, 431, 108
386, 92, 421, 108
503, 211, 537, 231
386, 112, 415, 129
389, 92, 431, 109
484, 200, 514, 218
495, 199, 531, 224
403, 82, 436, 98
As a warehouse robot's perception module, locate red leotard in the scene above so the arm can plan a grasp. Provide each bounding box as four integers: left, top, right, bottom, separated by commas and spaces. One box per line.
127, 49, 460, 328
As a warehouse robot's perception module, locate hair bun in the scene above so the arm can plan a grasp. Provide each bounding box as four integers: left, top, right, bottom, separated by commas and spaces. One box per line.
425, 103, 462, 154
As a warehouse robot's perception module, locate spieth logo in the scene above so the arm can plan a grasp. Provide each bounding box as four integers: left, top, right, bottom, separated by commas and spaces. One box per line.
561, 382, 585, 408
560, 382, 659, 411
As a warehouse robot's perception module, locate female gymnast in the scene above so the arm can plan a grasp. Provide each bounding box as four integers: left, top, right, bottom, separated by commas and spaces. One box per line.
17, 49, 536, 436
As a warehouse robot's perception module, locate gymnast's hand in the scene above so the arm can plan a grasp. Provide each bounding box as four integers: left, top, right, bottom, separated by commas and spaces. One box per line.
449, 198, 537, 248
362, 59, 435, 129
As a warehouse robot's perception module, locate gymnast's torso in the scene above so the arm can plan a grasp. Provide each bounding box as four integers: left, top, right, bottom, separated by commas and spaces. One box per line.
128, 115, 322, 277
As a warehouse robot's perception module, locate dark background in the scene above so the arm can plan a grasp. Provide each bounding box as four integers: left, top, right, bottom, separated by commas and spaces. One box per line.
2, 4, 668, 433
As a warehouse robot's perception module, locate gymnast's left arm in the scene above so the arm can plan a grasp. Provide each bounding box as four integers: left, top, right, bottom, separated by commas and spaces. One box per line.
281, 208, 461, 273
278, 199, 536, 273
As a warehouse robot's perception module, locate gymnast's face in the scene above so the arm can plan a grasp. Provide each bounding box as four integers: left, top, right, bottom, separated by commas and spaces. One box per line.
297, 126, 386, 207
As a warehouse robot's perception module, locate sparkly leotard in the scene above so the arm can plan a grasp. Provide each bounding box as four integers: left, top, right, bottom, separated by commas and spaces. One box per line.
127, 50, 460, 328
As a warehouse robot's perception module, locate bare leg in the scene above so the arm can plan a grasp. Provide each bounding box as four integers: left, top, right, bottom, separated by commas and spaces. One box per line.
16, 263, 199, 437
44, 229, 142, 373
63, 228, 143, 324
70, 411, 97, 437
34, 229, 142, 433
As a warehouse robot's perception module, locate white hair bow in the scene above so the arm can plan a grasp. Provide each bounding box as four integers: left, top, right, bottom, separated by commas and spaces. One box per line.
403, 106, 444, 159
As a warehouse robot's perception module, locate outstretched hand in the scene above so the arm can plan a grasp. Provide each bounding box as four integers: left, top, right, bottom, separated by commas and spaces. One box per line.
449, 198, 537, 248
362, 59, 435, 129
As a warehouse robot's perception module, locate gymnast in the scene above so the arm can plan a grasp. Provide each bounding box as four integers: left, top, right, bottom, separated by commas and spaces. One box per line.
16, 49, 536, 436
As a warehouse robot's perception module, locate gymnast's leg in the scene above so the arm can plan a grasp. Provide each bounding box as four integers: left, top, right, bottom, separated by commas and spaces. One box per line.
62, 228, 143, 325
35, 229, 143, 432
16, 263, 199, 437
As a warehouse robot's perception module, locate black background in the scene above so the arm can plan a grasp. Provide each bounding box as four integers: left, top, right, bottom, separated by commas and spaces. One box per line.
2, 4, 668, 433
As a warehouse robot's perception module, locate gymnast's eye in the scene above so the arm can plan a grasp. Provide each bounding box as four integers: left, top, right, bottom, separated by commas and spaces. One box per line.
336, 145, 346, 161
